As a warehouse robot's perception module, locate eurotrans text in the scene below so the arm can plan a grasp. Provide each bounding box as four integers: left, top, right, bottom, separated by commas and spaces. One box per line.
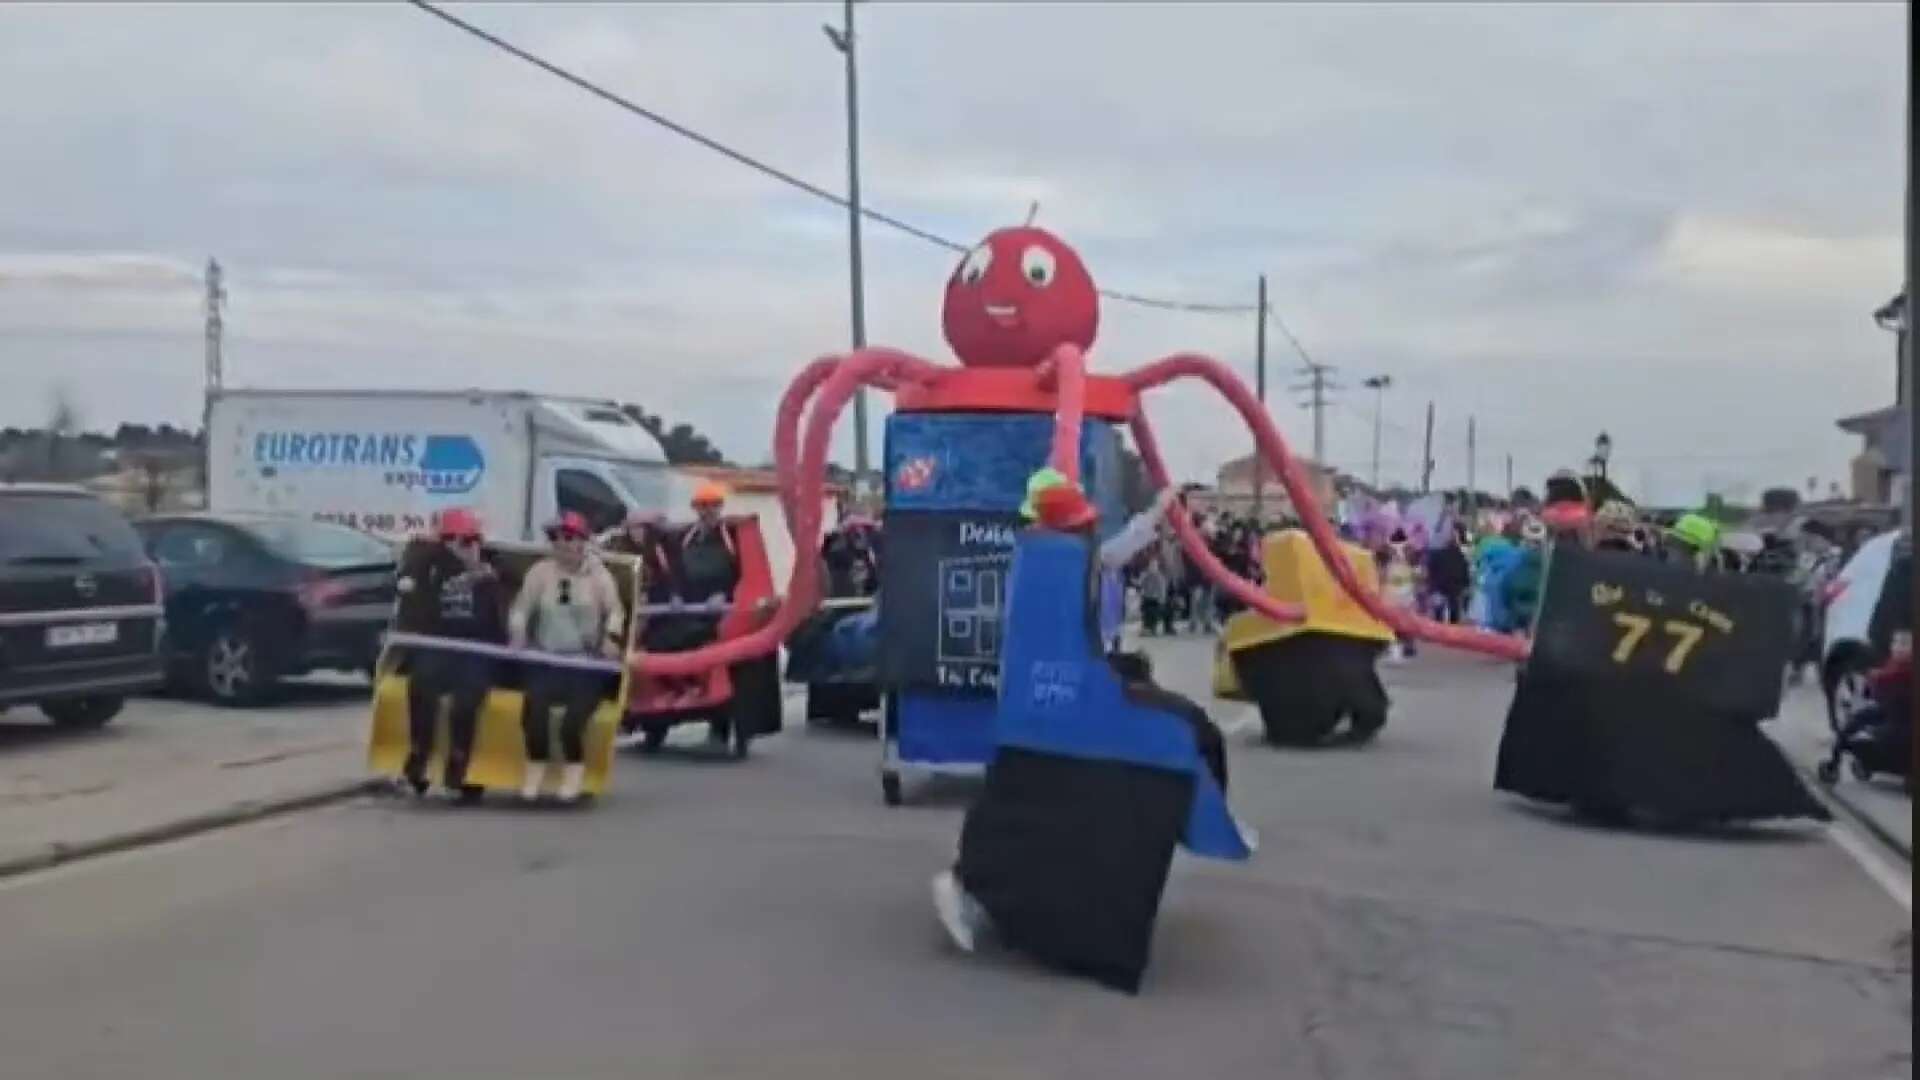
252, 431, 486, 495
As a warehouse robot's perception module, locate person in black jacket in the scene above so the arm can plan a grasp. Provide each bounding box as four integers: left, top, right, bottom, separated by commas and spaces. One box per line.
1425, 525, 1473, 624
398, 509, 508, 802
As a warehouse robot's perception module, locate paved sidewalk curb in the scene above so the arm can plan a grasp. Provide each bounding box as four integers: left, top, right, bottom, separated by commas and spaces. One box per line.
0, 777, 381, 883
1798, 764, 1912, 862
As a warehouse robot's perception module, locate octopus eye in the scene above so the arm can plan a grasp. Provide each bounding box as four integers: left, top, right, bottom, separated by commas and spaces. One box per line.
957, 245, 992, 285
1021, 245, 1057, 287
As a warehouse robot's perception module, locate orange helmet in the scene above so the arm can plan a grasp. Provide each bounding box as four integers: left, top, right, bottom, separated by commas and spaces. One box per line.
691, 481, 728, 508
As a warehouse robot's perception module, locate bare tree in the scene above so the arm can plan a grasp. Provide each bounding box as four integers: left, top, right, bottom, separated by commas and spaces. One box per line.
40, 386, 82, 482
135, 453, 171, 512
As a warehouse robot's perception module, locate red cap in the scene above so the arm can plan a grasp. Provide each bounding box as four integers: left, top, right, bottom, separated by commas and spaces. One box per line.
438, 508, 483, 541
1033, 484, 1098, 532
546, 511, 591, 539
1541, 502, 1591, 532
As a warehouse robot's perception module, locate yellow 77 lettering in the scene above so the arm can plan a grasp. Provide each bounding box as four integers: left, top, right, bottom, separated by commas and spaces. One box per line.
1661, 621, 1705, 674
1610, 612, 1652, 663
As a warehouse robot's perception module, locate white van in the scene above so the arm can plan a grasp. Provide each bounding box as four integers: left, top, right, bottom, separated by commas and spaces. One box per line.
207, 389, 675, 542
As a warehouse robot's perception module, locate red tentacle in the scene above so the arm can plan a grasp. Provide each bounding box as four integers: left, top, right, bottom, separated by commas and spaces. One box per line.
1035, 343, 1087, 482
773, 356, 843, 532
1130, 411, 1305, 625
1125, 353, 1529, 662
636, 347, 943, 677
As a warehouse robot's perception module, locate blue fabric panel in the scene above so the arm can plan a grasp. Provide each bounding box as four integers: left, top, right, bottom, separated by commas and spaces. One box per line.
994, 532, 1252, 861
896, 690, 997, 766
884, 413, 1125, 538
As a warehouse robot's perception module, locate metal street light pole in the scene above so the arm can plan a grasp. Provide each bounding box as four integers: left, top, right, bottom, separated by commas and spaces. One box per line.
1252, 274, 1268, 521
1362, 374, 1391, 490
823, 0, 870, 491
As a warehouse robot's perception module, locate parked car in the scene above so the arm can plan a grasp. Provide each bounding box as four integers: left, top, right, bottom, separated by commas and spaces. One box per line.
1820, 528, 1913, 731
135, 514, 398, 704
0, 484, 166, 728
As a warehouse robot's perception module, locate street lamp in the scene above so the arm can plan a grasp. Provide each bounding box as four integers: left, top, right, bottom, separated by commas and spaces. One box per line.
1362, 375, 1392, 490
823, 0, 870, 493
1590, 431, 1612, 481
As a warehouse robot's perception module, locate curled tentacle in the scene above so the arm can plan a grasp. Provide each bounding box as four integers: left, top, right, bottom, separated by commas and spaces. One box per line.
1125, 353, 1529, 662
1034, 343, 1088, 483
636, 347, 941, 677
1130, 411, 1305, 626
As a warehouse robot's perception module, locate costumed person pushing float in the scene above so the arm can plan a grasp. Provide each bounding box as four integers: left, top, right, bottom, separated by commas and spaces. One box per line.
905, 223, 1250, 991
1492, 477, 1825, 829
932, 469, 1247, 993
510, 511, 624, 804
395, 508, 506, 803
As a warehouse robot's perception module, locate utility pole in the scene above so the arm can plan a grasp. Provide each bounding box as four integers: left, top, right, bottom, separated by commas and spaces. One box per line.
823, 0, 870, 493
202, 257, 226, 494
1290, 362, 1337, 469
1466, 415, 1477, 504
1420, 401, 1435, 494
1505, 454, 1515, 502
1251, 274, 1268, 520
204, 257, 225, 395
1903, 11, 1915, 536
1362, 375, 1391, 490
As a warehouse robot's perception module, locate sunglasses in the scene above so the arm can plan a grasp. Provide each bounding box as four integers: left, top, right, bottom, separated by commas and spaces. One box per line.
547, 530, 587, 542
558, 578, 573, 605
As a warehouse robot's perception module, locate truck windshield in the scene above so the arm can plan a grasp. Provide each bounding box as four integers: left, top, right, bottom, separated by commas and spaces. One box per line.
611, 464, 671, 514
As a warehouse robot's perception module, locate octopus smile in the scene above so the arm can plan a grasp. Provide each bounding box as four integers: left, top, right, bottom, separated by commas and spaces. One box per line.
984, 303, 1020, 326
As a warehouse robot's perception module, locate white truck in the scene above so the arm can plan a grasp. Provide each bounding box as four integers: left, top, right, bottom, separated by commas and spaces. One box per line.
206, 389, 677, 542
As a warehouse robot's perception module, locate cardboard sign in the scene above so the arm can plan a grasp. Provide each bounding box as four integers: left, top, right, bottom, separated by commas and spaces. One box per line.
1530, 545, 1797, 717
877, 510, 1026, 692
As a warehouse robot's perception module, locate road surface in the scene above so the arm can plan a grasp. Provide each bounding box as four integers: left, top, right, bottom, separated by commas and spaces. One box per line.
0, 640, 1908, 1079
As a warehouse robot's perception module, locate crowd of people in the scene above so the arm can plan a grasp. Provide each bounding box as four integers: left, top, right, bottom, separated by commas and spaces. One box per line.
1112, 480, 1868, 679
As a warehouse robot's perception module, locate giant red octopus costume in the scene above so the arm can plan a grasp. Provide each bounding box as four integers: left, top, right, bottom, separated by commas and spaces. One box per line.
630, 225, 1530, 681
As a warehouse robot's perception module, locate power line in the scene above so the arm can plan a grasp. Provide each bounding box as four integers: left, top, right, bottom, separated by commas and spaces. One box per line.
407, 0, 1260, 316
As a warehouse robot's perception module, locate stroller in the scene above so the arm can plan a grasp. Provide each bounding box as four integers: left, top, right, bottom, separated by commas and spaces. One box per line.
1817, 649, 1912, 790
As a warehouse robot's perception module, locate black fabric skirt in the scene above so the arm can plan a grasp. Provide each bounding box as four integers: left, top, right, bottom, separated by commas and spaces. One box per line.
1494, 671, 1828, 825
805, 682, 881, 723
954, 747, 1195, 994
1230, 633, 1389, 747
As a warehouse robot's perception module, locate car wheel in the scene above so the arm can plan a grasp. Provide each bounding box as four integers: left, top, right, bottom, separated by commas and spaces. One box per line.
202, 624, 268, 706
1824, 652, 1874, 734
40, 696, 124, 729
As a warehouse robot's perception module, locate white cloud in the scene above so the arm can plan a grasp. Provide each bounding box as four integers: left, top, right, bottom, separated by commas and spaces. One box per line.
0, 1, 1905, 506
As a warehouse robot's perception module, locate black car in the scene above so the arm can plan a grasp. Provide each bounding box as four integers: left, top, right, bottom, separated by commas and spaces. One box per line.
0, 484, 166, 728
136, 515, 398, 704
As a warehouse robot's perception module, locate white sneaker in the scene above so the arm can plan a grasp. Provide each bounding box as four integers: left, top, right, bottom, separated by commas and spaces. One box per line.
556, 763, 586, 803
520, 760, 549, 802
931, 870, 981, 953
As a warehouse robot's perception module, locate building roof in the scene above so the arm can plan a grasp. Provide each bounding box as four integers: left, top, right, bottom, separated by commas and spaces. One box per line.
676, 464, 846, 497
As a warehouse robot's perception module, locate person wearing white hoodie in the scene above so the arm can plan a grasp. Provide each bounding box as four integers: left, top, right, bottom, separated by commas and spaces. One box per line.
509, 512, 624, 803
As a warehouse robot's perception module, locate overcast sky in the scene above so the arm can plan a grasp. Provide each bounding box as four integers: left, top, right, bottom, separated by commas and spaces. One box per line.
0, 2, 1906, 505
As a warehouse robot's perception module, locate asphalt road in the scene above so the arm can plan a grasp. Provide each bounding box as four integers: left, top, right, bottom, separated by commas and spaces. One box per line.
0, 640, 1908, 1080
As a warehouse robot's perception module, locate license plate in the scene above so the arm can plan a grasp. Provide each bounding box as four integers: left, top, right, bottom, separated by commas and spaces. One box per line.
47, 622, 118, 648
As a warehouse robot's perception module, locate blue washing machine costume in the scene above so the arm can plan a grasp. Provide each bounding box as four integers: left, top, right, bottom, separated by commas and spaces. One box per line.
936, 523, 1254, 993
875, 411, 1129, 802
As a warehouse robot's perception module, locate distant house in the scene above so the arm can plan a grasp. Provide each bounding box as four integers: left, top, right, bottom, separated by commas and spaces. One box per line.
1839, 289, 1911, 507
1183, 453, 1339, 520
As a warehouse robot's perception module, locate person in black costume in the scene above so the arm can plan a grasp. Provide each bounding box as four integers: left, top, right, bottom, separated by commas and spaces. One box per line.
1425, 525, 1472, 624
1493, 532, 1828, 829
932, 477, 1245, 994
793, 519, 883, 725
395, 508, 507, 802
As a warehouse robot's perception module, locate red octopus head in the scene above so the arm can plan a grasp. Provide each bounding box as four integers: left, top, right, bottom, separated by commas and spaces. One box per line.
941, 226, 1099, 368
